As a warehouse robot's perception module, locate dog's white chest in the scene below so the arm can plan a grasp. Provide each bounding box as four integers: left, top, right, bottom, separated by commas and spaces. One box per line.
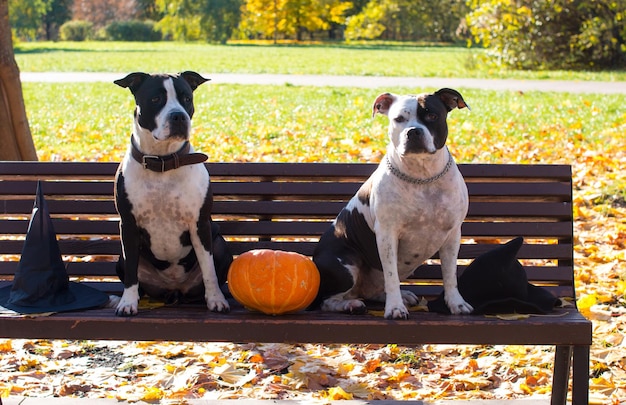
371, 169, 468, 276
123, 161, 209, 260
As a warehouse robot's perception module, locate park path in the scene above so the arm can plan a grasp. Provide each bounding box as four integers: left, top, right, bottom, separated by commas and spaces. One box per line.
20, 71, 626, 94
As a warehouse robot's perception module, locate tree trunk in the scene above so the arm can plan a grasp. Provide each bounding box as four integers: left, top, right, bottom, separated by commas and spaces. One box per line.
0, 0, 37, 161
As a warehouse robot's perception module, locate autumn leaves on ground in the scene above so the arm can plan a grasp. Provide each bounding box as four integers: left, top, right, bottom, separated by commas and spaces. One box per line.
1, 81, 626, 403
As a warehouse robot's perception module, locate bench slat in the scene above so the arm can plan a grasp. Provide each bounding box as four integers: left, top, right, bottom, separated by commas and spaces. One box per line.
0, 239, 574, 259
0, 161, 572, 179
0, 218, 574, 240
0, 262, 575, 282
2, 200, 573, 220
1, 179, 572, 199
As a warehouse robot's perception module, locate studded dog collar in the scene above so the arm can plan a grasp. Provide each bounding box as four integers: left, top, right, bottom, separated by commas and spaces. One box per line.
385, 148, 454, 185
130, 137, 208, 172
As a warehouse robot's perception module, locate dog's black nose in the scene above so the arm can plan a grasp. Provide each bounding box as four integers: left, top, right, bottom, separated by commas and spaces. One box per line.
407, 127, 425, 139
169, 111, 187, 122
405, 127, 432, 154
168, 111, 189, 138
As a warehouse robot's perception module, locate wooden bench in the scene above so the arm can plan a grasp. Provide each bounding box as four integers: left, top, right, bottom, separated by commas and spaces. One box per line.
0, 161, 591, 404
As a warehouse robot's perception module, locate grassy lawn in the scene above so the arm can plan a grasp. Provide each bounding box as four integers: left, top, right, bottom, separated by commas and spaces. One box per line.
15, 40, 626, 81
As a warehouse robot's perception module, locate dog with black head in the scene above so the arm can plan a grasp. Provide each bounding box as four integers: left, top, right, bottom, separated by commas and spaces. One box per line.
113, 71, 232, 316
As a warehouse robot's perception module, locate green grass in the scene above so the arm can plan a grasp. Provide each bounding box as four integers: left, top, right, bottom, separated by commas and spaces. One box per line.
14, 41, 626, 81
23, 81, 624, 167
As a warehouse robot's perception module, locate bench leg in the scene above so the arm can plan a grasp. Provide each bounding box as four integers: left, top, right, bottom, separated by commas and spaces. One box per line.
572, 345, 590, 405
551, 345, 572, 405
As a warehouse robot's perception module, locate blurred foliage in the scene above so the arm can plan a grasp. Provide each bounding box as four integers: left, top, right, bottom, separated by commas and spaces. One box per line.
8, 0, 50, 40
59, 19, 93, 40
344, 0, 468, 43
155, 0, 242, 43
466, 0, 626, 70
238, 0, 354, 41
105, 19, 161, 41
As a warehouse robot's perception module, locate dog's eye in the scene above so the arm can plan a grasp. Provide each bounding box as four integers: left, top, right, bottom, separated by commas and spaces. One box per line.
151, 96, 161, 104
394, 116, 406, 123
425, 113, 438, 122
183, 96, 192, 104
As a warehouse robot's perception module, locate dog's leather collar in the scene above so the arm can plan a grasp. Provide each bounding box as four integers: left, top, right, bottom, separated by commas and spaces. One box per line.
385, 148, 454, 185
130, 137, 208, 172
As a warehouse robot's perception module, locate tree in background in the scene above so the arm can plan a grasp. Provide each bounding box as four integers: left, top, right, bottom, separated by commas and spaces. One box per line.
466, 0, 626, 70
239, 0, 353, 41
0, 0, 37, 160
72, 0, 137, 29
43, 0, 72, 40
8, 0, 51, 39
135, 0, 161, 21
156, 0, 242, 43
344, 0, 467, 42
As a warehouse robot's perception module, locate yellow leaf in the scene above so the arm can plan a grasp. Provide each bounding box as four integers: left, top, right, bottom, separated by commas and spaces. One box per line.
1, 385, 12, 397
338, 362, 355, 375
577, 293, 597, 311
141, 387, 164, 401
164, 364, 182, 374
9, 384, 26, 394
0, 341, 12, 352
505, 346, 528, 356
368, 310, 385, 317
326, 386, 353, 400
138, 298, 165, 310
18, 359, 39, 372
519, 383, 533, 394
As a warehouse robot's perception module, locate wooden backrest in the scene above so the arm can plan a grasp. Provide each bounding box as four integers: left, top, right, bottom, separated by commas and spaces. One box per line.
0, 161, 574, 299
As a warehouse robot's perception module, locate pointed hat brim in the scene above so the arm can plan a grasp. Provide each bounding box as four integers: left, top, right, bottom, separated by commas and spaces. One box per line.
0, 282, 109, 314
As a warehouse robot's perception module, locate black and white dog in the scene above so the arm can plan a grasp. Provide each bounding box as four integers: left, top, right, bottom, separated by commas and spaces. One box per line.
313, 89, 473, 319
113, 71, 232, 316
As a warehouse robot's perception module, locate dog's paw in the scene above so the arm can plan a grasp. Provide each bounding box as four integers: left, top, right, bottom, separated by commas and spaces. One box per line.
384, 304, 410, 320
322, 298, 367, 315
445, 291, 474, 315
401, 290, 419, 307
115, 300, 138, 317
452, 301, 474, 315
115, 286, 139, 316
206, 298, 230, 313
105, 295, 121, 309
345, 300, 367, 315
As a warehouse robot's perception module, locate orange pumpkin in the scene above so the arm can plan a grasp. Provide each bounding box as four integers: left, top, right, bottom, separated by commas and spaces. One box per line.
227, 249, 320, 315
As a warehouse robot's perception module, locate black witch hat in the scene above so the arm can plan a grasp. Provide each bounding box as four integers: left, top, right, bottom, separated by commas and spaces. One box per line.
428, 237, 559, 315
0, 181, 109, 314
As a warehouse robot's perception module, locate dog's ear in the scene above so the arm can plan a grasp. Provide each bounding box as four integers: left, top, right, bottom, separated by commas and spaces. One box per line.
178, 71, 210, 91
114, 72, 150, 93
372, 93, 396, 117
435, 88, 471, 111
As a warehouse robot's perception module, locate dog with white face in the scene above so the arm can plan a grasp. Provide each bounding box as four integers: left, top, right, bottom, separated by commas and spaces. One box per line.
313, 88, 473, 319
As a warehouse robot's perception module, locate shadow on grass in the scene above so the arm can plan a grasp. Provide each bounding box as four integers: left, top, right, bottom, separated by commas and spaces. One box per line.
14, 40, 466, 55
14, 43, 161, 55
226, 40, 465, 52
